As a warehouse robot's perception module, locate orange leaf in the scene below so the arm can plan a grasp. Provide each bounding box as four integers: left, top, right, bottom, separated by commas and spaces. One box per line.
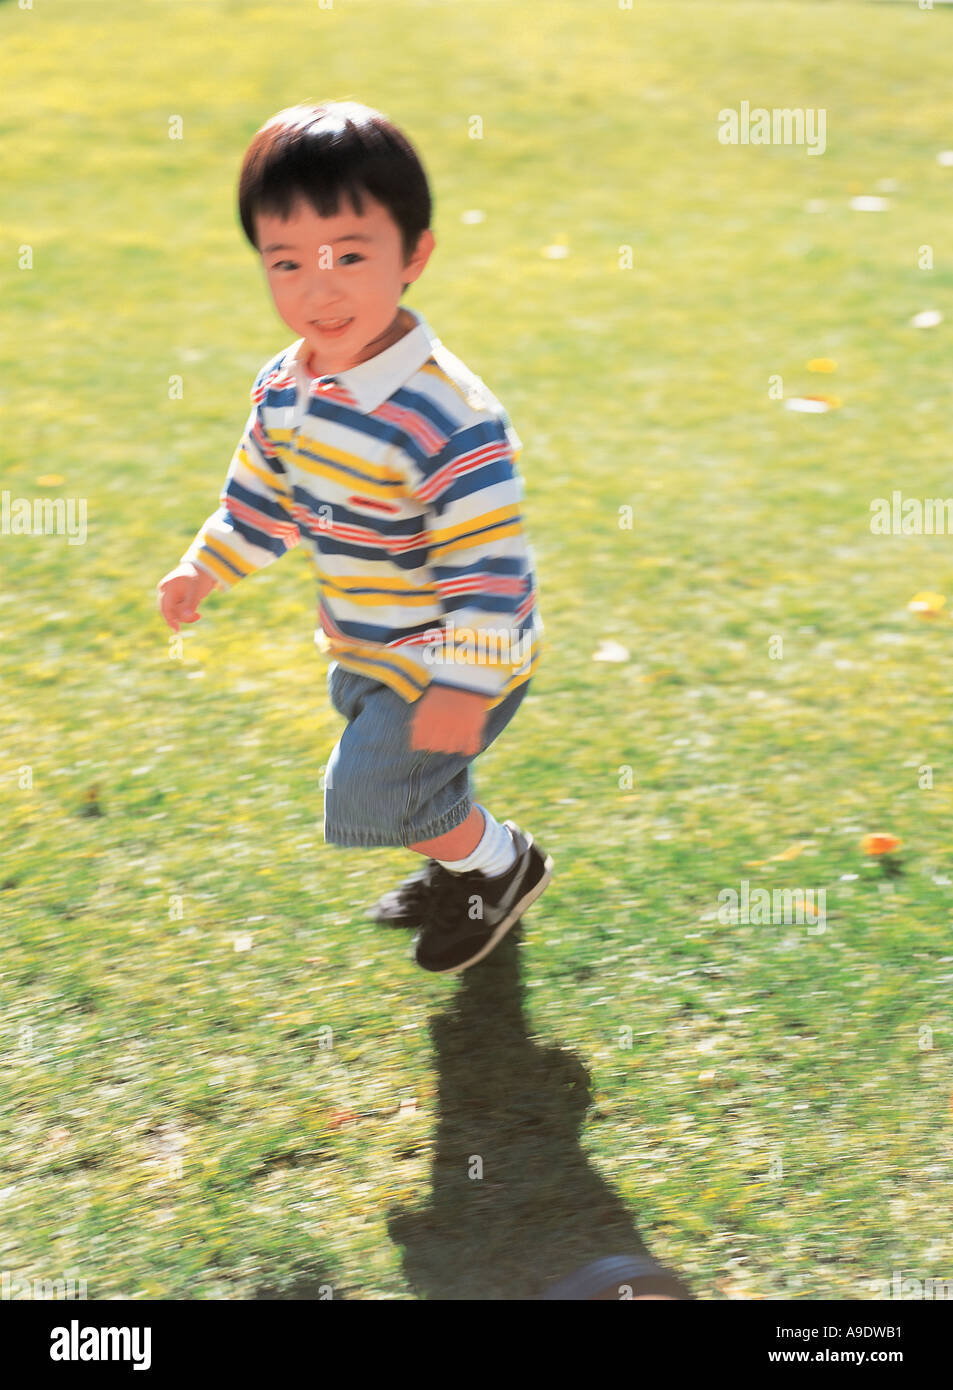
328, 1108, 358, 1128
861, 833, 901, 856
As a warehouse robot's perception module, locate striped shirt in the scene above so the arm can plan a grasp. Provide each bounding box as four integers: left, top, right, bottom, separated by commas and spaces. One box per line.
180, 308, 543, 706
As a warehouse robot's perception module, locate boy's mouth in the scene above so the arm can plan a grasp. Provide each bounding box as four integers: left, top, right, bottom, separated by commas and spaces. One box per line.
312, 318, 353, 337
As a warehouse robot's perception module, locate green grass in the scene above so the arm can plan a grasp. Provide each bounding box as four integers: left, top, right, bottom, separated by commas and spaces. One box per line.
2, 0, 953, 1300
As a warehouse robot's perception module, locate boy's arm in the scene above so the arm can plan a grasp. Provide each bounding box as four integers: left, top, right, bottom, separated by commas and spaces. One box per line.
410, 415, 537, 700
180, 366, 300, 589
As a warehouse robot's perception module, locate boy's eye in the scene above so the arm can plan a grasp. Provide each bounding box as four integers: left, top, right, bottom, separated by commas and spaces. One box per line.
270, 254, 364, 271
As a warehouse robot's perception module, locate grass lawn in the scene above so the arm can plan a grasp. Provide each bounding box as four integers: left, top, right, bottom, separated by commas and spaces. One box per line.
2, 0, 952, 1299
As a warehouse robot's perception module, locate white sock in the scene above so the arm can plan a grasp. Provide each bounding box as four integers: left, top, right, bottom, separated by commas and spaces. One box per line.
436, 805, 518, 878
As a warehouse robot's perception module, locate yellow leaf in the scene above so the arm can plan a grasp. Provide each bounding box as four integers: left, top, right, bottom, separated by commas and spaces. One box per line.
908, 592, 945, 618
770, 841, 812, 862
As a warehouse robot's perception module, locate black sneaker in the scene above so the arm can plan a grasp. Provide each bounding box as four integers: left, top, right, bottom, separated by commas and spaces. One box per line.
413, 822, 553, 974
369, 858, 450, 929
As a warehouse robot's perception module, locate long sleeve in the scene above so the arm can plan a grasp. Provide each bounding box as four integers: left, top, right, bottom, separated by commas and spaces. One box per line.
410, 415, 538, 699
180, 365, 301, 589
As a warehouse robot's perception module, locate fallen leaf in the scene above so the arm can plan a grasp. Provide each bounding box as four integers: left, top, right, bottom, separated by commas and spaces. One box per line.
861, 833, 902, 856
328, 1108, 358, 1128
806, 358, 837, 373
80, 785, 104, 818
770, 841, 813, 862
783, 396, 840, 413
908, 592, 945, 617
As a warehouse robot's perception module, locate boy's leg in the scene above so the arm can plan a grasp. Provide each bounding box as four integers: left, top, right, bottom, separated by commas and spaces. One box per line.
407, 805, 484, 859
404, 679, 534, 875
408, 802, 520, 879
364, 677, 551, 953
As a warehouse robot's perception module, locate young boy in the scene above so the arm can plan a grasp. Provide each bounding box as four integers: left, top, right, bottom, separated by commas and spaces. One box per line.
157, 101, 552, 974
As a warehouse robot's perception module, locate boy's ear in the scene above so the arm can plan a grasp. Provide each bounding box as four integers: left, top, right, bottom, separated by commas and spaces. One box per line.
403, 228, 435, 286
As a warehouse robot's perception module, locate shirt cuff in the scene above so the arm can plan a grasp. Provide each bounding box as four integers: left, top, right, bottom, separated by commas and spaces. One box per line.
179, 544, 231, 590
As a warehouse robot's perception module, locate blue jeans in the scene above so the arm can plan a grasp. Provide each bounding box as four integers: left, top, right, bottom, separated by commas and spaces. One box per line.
323, 662, 532, 848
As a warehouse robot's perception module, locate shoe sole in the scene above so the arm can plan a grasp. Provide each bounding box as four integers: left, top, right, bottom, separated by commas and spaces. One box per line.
419, 850, 554, 975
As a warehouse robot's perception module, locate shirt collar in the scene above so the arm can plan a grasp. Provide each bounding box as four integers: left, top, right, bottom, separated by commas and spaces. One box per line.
286, 307, 437, 414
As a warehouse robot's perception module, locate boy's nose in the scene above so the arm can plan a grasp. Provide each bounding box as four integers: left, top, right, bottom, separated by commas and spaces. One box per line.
308, 287, 348, 312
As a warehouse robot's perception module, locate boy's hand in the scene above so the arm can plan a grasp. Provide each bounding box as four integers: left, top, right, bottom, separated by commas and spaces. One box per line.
157, 562, 219, 632
410, 684, 489, 756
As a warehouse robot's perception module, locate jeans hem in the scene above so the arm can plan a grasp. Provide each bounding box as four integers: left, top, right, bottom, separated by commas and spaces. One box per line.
323, 797, 473, 848
402, 796, 473, 847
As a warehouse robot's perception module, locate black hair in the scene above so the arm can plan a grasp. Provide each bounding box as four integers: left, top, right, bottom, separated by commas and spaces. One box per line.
238, 101, 432, 287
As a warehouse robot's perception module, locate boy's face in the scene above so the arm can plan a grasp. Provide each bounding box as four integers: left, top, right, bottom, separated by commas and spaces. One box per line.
256, 193, 434, 374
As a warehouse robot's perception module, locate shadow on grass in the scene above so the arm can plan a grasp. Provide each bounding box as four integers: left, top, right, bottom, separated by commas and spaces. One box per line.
383, 924, 689, 1300
253, 921, 689, 1301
